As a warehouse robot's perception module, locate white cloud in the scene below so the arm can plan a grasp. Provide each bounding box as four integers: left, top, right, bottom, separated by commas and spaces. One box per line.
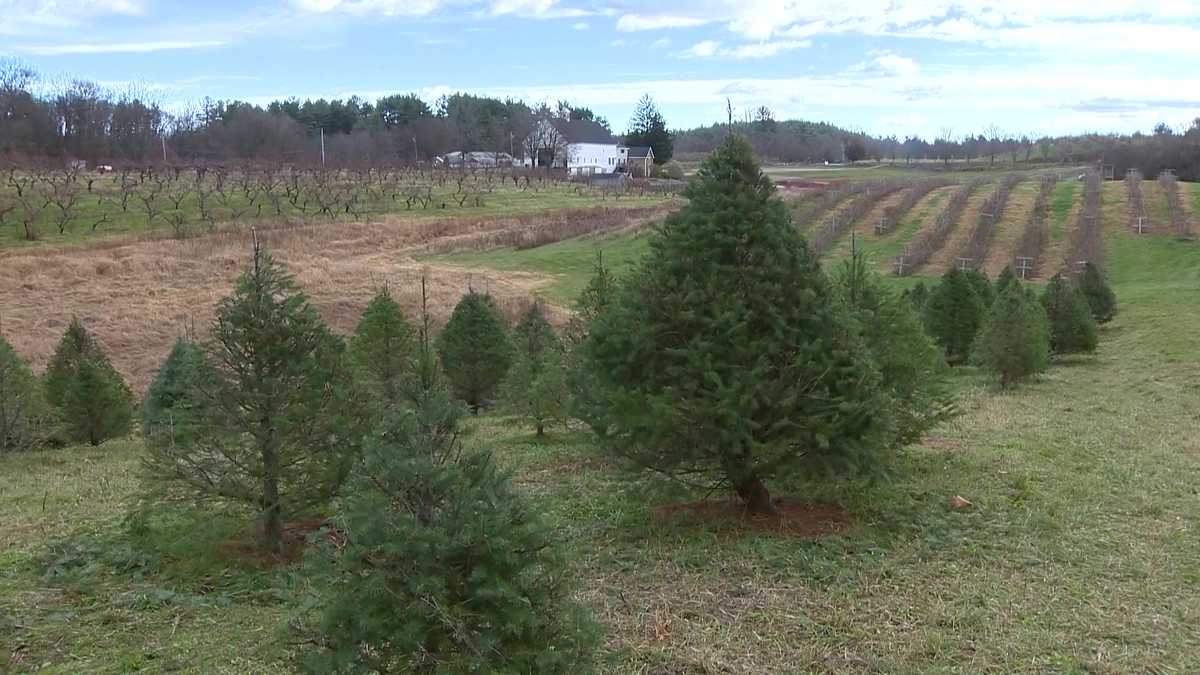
572, 21, 589, 30
850, 50, 921, 78
291, 0, 591, 18
680, 38, 809, 59
651, 37, 671, 49
0, 0, 146, 35
682, 40, 720, 57
616, 14, 709, 31
15, 40, 225, 55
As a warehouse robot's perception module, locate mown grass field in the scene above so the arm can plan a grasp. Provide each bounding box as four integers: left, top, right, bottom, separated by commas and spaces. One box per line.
3, 178, 1200, 673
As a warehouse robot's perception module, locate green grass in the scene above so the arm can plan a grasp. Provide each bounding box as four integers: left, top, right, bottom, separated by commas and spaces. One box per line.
3, 199, 1200, 672
428, 231, 652, 305
1047, 180, 1079, 242
762, 161, 1062, 183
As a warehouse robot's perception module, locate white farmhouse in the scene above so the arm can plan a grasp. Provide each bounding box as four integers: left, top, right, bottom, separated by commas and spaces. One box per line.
523, 118, 627, 175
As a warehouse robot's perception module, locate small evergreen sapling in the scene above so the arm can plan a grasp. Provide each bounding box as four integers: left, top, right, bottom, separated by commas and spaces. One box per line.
436, 290, 512, 412
142, 242, 361, 553
0, 333, 49, 452
966, 268, 995, 308
1041, 273, 1098, 354
348, 288, 415, 406
502, 302, 567, 436
834, 252, 952, 448
1077, 262, 1117, 324
44, 319, 134, 445
924, 268, 985, 365
973, 281, 1051, 386
586, 135, 889, 514
300, 284, 597, 674
994, 265, 1019, 297
565, 252, 617, 438
143, 337, 205, 438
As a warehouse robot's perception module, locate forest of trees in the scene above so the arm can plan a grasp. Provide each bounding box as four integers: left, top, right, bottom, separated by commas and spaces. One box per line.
3, 58, 1199, 179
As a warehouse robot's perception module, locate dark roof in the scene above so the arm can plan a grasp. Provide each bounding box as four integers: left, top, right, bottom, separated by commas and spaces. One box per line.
551, 118, 617, 144
626, 146, 654, 159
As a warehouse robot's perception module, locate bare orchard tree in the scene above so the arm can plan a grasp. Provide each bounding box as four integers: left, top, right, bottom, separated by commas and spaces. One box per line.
522, 115, 569, 170
984, 124, 1003, 166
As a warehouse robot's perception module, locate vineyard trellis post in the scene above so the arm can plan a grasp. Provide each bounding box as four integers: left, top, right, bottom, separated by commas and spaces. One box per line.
1014, 256, 1033, 279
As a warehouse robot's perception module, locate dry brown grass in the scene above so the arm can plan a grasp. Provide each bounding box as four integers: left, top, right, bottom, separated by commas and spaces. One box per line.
982, 180, 1039, 276
0, 206, 662, 394
925, 188, 994, 271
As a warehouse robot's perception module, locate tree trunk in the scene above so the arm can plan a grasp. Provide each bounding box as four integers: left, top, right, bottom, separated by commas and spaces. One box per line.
262, 442, 283, 553
736, 476, 777, 515
536, 422, 544, 437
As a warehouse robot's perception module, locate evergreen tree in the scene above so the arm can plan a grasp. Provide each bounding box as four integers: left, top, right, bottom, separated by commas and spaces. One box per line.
349, 289, 415, 406
143, 338, 205, 438
834, 252, 952, 448
974, 281, 1051, 386
625, 94, 673, 163
1077, 262, 1117, 324
0, 333, 48, 452
565, 252, 617, 438
300, 288, 597, 673
586, 135, 889, 514
436, 291, 512, 412
904, 281, 930, 316
142, 243, 361, 552
966, 268, 995, 308
1041, 273, 1098, 354
924, 268, 985, 364
502, 302, 566, 436
994, 265, 1019, 297
44, 319, 133, 446
63, 359, 134, 446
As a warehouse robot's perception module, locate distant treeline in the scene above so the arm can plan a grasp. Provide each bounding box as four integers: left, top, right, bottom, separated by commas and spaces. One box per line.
2, 59, 1199, 179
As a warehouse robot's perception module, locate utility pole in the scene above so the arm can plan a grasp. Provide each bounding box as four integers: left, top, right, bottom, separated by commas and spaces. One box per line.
412, 136, 418, 165
320, 128, 326, 166
161, 136, 167, 163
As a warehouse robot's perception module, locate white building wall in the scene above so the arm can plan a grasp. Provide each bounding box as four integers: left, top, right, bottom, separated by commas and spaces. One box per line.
567, 142, 624, 175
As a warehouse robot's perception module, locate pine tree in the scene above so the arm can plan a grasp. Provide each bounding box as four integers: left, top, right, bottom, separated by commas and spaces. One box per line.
502, 302, 566, 436
0, 333, 48, 452
565, 252, 617, 438
143, 338, 205, 438
512, 301, 558, 373
903, 281, 930, 316
625, 94, 673, 163
834, 251, 952, 448
585, 135, 889, 514
44, 319, 133, 446
1077, 262, 1117, 324
63, 359, 134, 446
299, 286, 597, 673
436, 290, 512, 412
142, 242, 361, 553
966, 268, 995, 308
349, 289, 415, 406
924, 267, 985, 364
1041, 273, 1098, 354
974, 281, 1051, 386
994, 265, 1019, 297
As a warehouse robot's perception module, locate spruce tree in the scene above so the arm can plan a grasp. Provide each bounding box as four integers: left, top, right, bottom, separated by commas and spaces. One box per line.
834, 252, 952, 448
1041, 273, 1098, 354
625, 94, 673, 163
904, 281, 930, 316
565, 253, 617, 438
994, 265, 1019, 297
142, 242, 361, 552
502, 302, 566, 436
512, 301, 558, 372
1077, 262, 1117, 324
966, 268, 995, 308
44, 319, 134, 446
143, 338, 205, 438
349, 289, 415, 406
974, 281, 1051, 386
300, 288, 597, 673
924, 267, 985, 364
436, 291, 512, 412
586, 135, 889, 514
63, 359, 134, 446
0, 334, 48, 452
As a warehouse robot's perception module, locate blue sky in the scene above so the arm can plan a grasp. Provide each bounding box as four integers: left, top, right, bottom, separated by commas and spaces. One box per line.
4, 0, 1200, 139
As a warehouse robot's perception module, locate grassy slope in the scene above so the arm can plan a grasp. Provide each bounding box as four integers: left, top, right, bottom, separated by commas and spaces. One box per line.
3, 184, 1200, 673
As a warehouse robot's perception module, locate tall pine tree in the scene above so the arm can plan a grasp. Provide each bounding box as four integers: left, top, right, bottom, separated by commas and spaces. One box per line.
586, 135, 889, 514
1041, 273, 1098, 354
625, 94, 673, 164
565, 253, 617, 438
502, 302, 567, 436
974, 280, 1051, 386
436, 290, 512, 412
924, 268, 985, 364
349, 288, 415, 407
143, 241, 362, 552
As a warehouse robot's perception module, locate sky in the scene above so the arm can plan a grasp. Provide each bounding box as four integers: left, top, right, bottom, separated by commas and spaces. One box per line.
3, 0, 1200, 140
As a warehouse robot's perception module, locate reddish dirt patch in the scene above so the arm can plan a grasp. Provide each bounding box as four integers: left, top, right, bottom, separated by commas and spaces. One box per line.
655, 497, 852, 539
218, 516, 338, 568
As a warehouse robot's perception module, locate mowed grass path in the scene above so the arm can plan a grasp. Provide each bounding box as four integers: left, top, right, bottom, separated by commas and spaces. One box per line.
3, 186, 1200, 672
